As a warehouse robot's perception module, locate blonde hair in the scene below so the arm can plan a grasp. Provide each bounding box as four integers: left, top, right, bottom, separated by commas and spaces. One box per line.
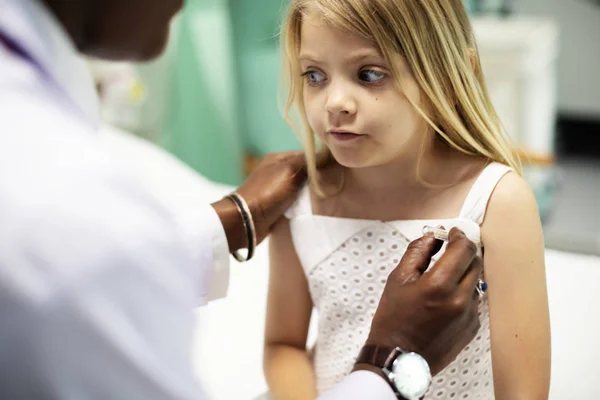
279, 0, 521, 195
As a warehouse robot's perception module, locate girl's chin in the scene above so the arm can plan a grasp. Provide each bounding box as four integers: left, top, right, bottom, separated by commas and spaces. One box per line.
328, 149, 371, 169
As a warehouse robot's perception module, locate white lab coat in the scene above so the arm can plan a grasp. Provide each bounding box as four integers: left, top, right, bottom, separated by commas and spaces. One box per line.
0, 0, 395, 398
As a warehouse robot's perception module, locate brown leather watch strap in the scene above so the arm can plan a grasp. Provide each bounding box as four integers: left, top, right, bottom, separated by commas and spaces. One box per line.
355, 345, 410, 400
355, 345, 401, 369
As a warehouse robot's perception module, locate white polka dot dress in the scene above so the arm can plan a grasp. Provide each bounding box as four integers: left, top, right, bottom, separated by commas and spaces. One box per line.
284, 163, 512, 399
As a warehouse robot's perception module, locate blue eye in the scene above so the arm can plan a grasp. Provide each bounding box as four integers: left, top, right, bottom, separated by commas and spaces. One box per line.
302, 70, 326, 84
359, 69, 386, 83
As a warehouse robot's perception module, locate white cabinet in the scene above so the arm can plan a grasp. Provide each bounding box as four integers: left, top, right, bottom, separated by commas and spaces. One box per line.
472, 17, 560, 160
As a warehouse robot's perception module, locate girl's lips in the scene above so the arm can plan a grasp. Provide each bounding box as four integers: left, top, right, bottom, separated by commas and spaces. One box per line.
329, 131, 364, 141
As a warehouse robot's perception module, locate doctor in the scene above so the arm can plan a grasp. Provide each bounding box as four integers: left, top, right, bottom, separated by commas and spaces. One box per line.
0, 0, 483, 399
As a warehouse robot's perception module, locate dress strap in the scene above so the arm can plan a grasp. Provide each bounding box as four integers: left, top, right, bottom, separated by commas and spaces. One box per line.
458, 162, 513, 225
285, 184, 313, 219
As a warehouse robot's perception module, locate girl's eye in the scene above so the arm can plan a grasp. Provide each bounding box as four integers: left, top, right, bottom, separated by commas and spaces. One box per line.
302, 70, 326, 85
359, 69, 386, 83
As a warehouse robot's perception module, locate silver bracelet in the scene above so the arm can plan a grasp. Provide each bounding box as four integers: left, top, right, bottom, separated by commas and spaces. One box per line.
225, 192, 257, 262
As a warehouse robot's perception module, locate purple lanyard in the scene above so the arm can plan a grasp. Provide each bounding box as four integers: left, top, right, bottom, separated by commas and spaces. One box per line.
0, 30, 38, 66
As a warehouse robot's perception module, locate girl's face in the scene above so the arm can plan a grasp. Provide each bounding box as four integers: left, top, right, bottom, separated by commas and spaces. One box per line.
300, 14, 428, 169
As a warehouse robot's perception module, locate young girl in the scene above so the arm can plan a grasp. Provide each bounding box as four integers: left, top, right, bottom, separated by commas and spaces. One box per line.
263, 1, 551, 399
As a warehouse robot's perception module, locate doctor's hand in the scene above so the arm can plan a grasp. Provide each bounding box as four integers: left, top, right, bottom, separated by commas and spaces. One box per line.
213, 151, 315, 252
357, 228, 482, 376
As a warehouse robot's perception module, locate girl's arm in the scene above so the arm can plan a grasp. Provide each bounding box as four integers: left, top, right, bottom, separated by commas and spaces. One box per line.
482, 173, 551, 399
264, 217, 317, 400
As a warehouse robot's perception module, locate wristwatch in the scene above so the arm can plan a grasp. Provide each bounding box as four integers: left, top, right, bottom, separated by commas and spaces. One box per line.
355, 345, 432, 400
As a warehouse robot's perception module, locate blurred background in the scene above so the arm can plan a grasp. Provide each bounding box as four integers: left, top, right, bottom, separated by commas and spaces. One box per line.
90, 0, 600, 255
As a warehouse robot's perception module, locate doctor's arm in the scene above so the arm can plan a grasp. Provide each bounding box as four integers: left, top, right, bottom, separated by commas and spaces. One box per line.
29, 260, 207, 400
0, 195, 218, 400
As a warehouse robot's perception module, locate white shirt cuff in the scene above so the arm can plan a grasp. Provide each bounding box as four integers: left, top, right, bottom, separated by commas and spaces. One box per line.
178, 205, 230, 307
202, 205, 230, 304
317, 371, 397, 400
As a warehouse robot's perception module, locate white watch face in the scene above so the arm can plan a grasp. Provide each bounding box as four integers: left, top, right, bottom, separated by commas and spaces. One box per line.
391, 352, 432, 399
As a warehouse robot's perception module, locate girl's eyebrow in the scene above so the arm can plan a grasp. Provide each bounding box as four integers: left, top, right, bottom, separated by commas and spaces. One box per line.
298, 54, 321, 63
299, 50, 384, 64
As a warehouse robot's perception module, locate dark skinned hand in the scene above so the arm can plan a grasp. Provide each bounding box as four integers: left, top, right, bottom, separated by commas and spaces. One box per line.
360, 228, 483, 376
213, 151, 327, 251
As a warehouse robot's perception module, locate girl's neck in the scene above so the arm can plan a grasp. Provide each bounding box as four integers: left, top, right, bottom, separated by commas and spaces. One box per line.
343, 137, 461, 197
314, 138, 487, 222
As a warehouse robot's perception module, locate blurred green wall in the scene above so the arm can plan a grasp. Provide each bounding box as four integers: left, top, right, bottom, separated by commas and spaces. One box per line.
152, 0, 301, 185
229, 0, 301, 156
161, 0, 244, 185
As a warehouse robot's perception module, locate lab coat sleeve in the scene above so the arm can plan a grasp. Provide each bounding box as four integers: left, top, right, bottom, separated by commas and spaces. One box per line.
1, 198, 213, 399
203, 205, 231, 303
178, 204, 231, 306
317, 371, 397, 400
25, 252, 209, 400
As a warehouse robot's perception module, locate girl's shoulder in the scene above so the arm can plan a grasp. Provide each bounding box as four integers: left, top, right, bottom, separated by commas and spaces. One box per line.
457, 159, 518, 225
480, 170, 533, 225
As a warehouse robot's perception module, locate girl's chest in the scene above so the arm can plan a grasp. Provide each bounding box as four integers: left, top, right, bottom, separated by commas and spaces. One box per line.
306, 224, 419, 313
304, 220, 482, 314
